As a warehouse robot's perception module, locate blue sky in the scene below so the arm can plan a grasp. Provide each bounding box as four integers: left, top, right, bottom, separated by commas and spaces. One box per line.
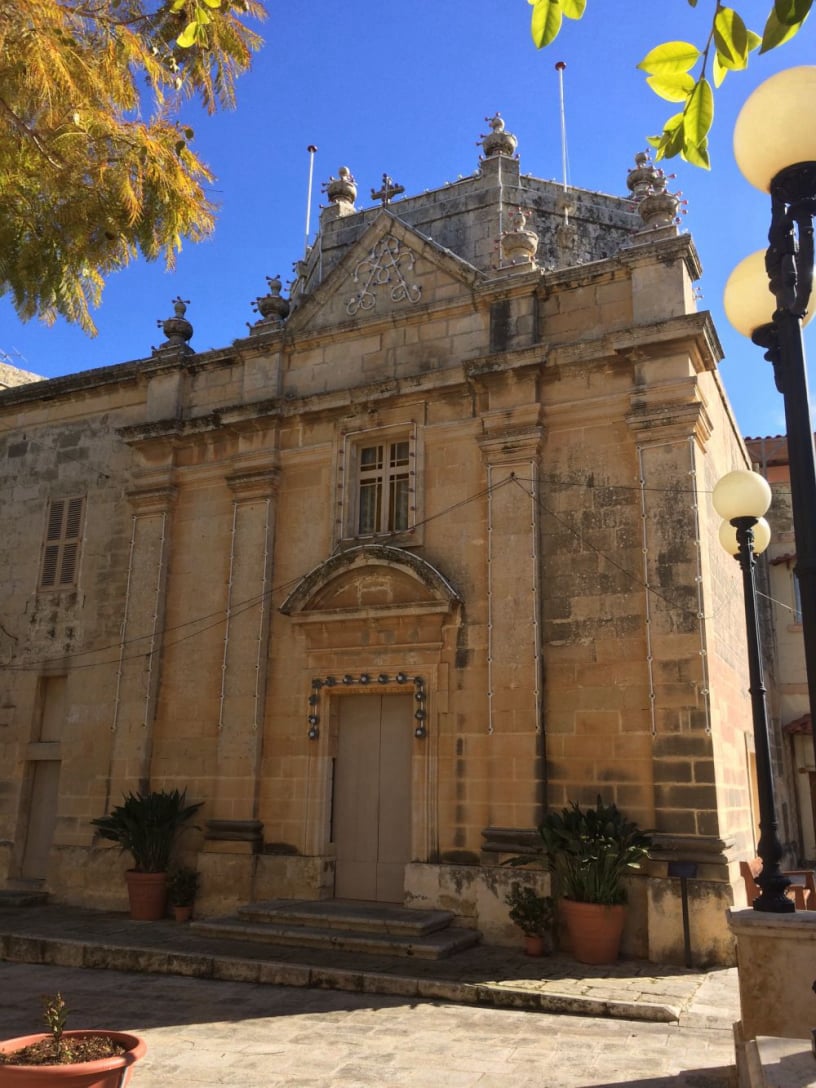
1, 2, 813, 440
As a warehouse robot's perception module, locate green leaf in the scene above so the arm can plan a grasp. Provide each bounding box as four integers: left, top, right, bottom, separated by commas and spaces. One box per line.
562, 0, 586, 17
712, 52, 728, 87
760, 6, 807, 49
683, 78, 714, 151
637, 41, 701, 76
531, 0, 564, 48
774, 0, 812, 25
194, 5, 212, 24
682, 138, 711, 169
713, 7, 757, 69
645, 72, 695, 102
651, 111, 685, 161
176, 20, 198, 46
171, 0, 186, 10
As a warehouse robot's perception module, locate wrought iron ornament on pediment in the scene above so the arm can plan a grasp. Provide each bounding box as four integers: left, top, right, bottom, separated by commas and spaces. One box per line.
346, 234, 421, 317
306, 672, 428, 739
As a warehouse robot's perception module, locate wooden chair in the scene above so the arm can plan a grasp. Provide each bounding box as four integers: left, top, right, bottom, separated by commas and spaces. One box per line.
740, 858, 816, 910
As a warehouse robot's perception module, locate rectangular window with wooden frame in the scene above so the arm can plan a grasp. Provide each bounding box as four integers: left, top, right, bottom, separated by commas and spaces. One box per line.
39, 496, 85, 590
337, 425, 420, 545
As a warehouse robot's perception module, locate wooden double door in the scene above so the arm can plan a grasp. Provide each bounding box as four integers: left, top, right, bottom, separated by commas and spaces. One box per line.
333, 694, 412, 903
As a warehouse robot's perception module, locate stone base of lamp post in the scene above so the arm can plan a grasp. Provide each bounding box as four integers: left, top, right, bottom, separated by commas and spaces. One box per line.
727, 908, 816, 1041
733, 1024, 816, 1088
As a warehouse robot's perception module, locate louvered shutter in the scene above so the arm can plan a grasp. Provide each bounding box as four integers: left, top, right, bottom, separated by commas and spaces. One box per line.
39, 497, 85, 590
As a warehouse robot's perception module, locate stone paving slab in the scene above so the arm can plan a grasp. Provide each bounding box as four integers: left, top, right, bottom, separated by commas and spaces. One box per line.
0, 961, 740, 1088
0, 903, 740, 1029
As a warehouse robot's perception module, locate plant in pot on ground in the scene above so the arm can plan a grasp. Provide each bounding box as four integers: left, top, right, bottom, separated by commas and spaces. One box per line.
91, 788, 203, 921
504, 884, 555, 956
0, 993, 146, 1087
167, 864, 199, 921
525, 796, 651, 965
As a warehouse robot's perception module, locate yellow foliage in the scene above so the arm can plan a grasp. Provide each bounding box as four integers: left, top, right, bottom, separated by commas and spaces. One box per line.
0, 0, 265, 332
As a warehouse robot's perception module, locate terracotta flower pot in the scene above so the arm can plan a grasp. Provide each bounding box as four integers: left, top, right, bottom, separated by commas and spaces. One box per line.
0, 1031, 146, 1088
173, 905, 192, 923
559, 899, 626, 965
523, 934, 547, 957
124, 871, 167, 921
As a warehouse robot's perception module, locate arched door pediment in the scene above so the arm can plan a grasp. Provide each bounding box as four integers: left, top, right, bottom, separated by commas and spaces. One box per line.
280, 545, 461, 620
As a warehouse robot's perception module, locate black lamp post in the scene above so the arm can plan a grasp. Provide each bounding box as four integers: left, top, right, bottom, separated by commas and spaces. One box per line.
724, 66, 816, 783
713, 470, 793, 912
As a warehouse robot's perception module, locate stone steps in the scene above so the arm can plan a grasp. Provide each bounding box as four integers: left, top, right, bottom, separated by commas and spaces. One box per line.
191, 900, 482, 960
0, 885, 49, 908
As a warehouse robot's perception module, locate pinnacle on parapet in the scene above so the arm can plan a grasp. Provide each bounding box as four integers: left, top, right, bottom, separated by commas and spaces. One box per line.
480, 113, 518, 160
250, 275, 290, 332
322, 166, 357, 208
500, 207, 539, 269
153, 296, 193, 355
626, 151, 685, 230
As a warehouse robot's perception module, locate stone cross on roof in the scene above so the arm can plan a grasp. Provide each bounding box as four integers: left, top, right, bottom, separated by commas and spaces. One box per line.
371, 174, 405, 206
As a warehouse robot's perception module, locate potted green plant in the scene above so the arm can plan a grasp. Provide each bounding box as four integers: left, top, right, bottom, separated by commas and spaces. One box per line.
526, 796, 651, 964
505, 884, 555, 956
167, 865, 199, 922
91, 788, 203, 921
0, 993, 146, 1087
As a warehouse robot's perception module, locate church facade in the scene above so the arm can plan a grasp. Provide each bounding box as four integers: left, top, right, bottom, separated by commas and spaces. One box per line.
0, 118, 788, 964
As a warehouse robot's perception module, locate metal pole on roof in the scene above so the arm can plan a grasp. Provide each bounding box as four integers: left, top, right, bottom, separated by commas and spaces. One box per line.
304, 145, 318, 250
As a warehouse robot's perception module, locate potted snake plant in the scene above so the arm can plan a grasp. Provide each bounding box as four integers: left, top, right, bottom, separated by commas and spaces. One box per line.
535, 796, 651, 964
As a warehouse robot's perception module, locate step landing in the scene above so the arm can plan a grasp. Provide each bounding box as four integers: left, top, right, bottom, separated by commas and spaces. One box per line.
191, 900, 482, 960
0, 886, 49, 908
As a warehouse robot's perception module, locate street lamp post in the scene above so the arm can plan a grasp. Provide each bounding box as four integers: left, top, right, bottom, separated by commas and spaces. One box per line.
724, 66, 816, 778
713, 471, 793, 913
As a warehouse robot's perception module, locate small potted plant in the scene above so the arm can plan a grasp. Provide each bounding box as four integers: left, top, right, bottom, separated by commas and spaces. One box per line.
534, 796, 651, 964
91, 788, 203, 921
505, 884, 555, 956
167, 865, 199, 922
0, 993, 146, 1087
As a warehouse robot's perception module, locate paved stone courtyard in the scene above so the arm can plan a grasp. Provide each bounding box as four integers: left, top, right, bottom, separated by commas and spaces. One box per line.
0, 961, 738, 1088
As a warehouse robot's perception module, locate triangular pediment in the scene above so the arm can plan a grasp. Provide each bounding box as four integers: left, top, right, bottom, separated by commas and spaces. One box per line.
284, 212, 484, 336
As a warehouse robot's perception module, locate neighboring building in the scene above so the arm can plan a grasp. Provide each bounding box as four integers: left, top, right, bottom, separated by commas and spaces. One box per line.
747, 434, 816, 863
0, 119, 773, 964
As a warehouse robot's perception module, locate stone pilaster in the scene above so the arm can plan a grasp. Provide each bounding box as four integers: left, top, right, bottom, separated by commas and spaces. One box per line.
477, 426, 545, 828
106, 477, 176, 805
207, 466, 278, 836
626, 394, 720, 841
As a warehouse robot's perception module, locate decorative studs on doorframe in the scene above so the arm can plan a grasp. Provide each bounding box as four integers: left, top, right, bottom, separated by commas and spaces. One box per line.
305, 673, 428, 740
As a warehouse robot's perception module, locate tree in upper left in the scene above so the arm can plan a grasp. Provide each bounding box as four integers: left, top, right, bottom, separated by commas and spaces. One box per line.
0, 0, 265, 333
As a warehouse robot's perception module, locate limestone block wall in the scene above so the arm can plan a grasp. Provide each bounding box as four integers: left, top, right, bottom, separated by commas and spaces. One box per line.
0, 153, 772, 966
0, 378, 150, 885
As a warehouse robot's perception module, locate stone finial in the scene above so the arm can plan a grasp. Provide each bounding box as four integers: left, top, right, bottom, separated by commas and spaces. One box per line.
154, 296, 193, 354
322, 166, 357, 207
480, 113, 518, 159
627, 151, 682, 229
501, 207, 539, 267
251, 275, 290, 329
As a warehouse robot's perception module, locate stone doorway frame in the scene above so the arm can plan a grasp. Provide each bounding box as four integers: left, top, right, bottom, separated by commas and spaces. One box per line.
301, 674, 437, 885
